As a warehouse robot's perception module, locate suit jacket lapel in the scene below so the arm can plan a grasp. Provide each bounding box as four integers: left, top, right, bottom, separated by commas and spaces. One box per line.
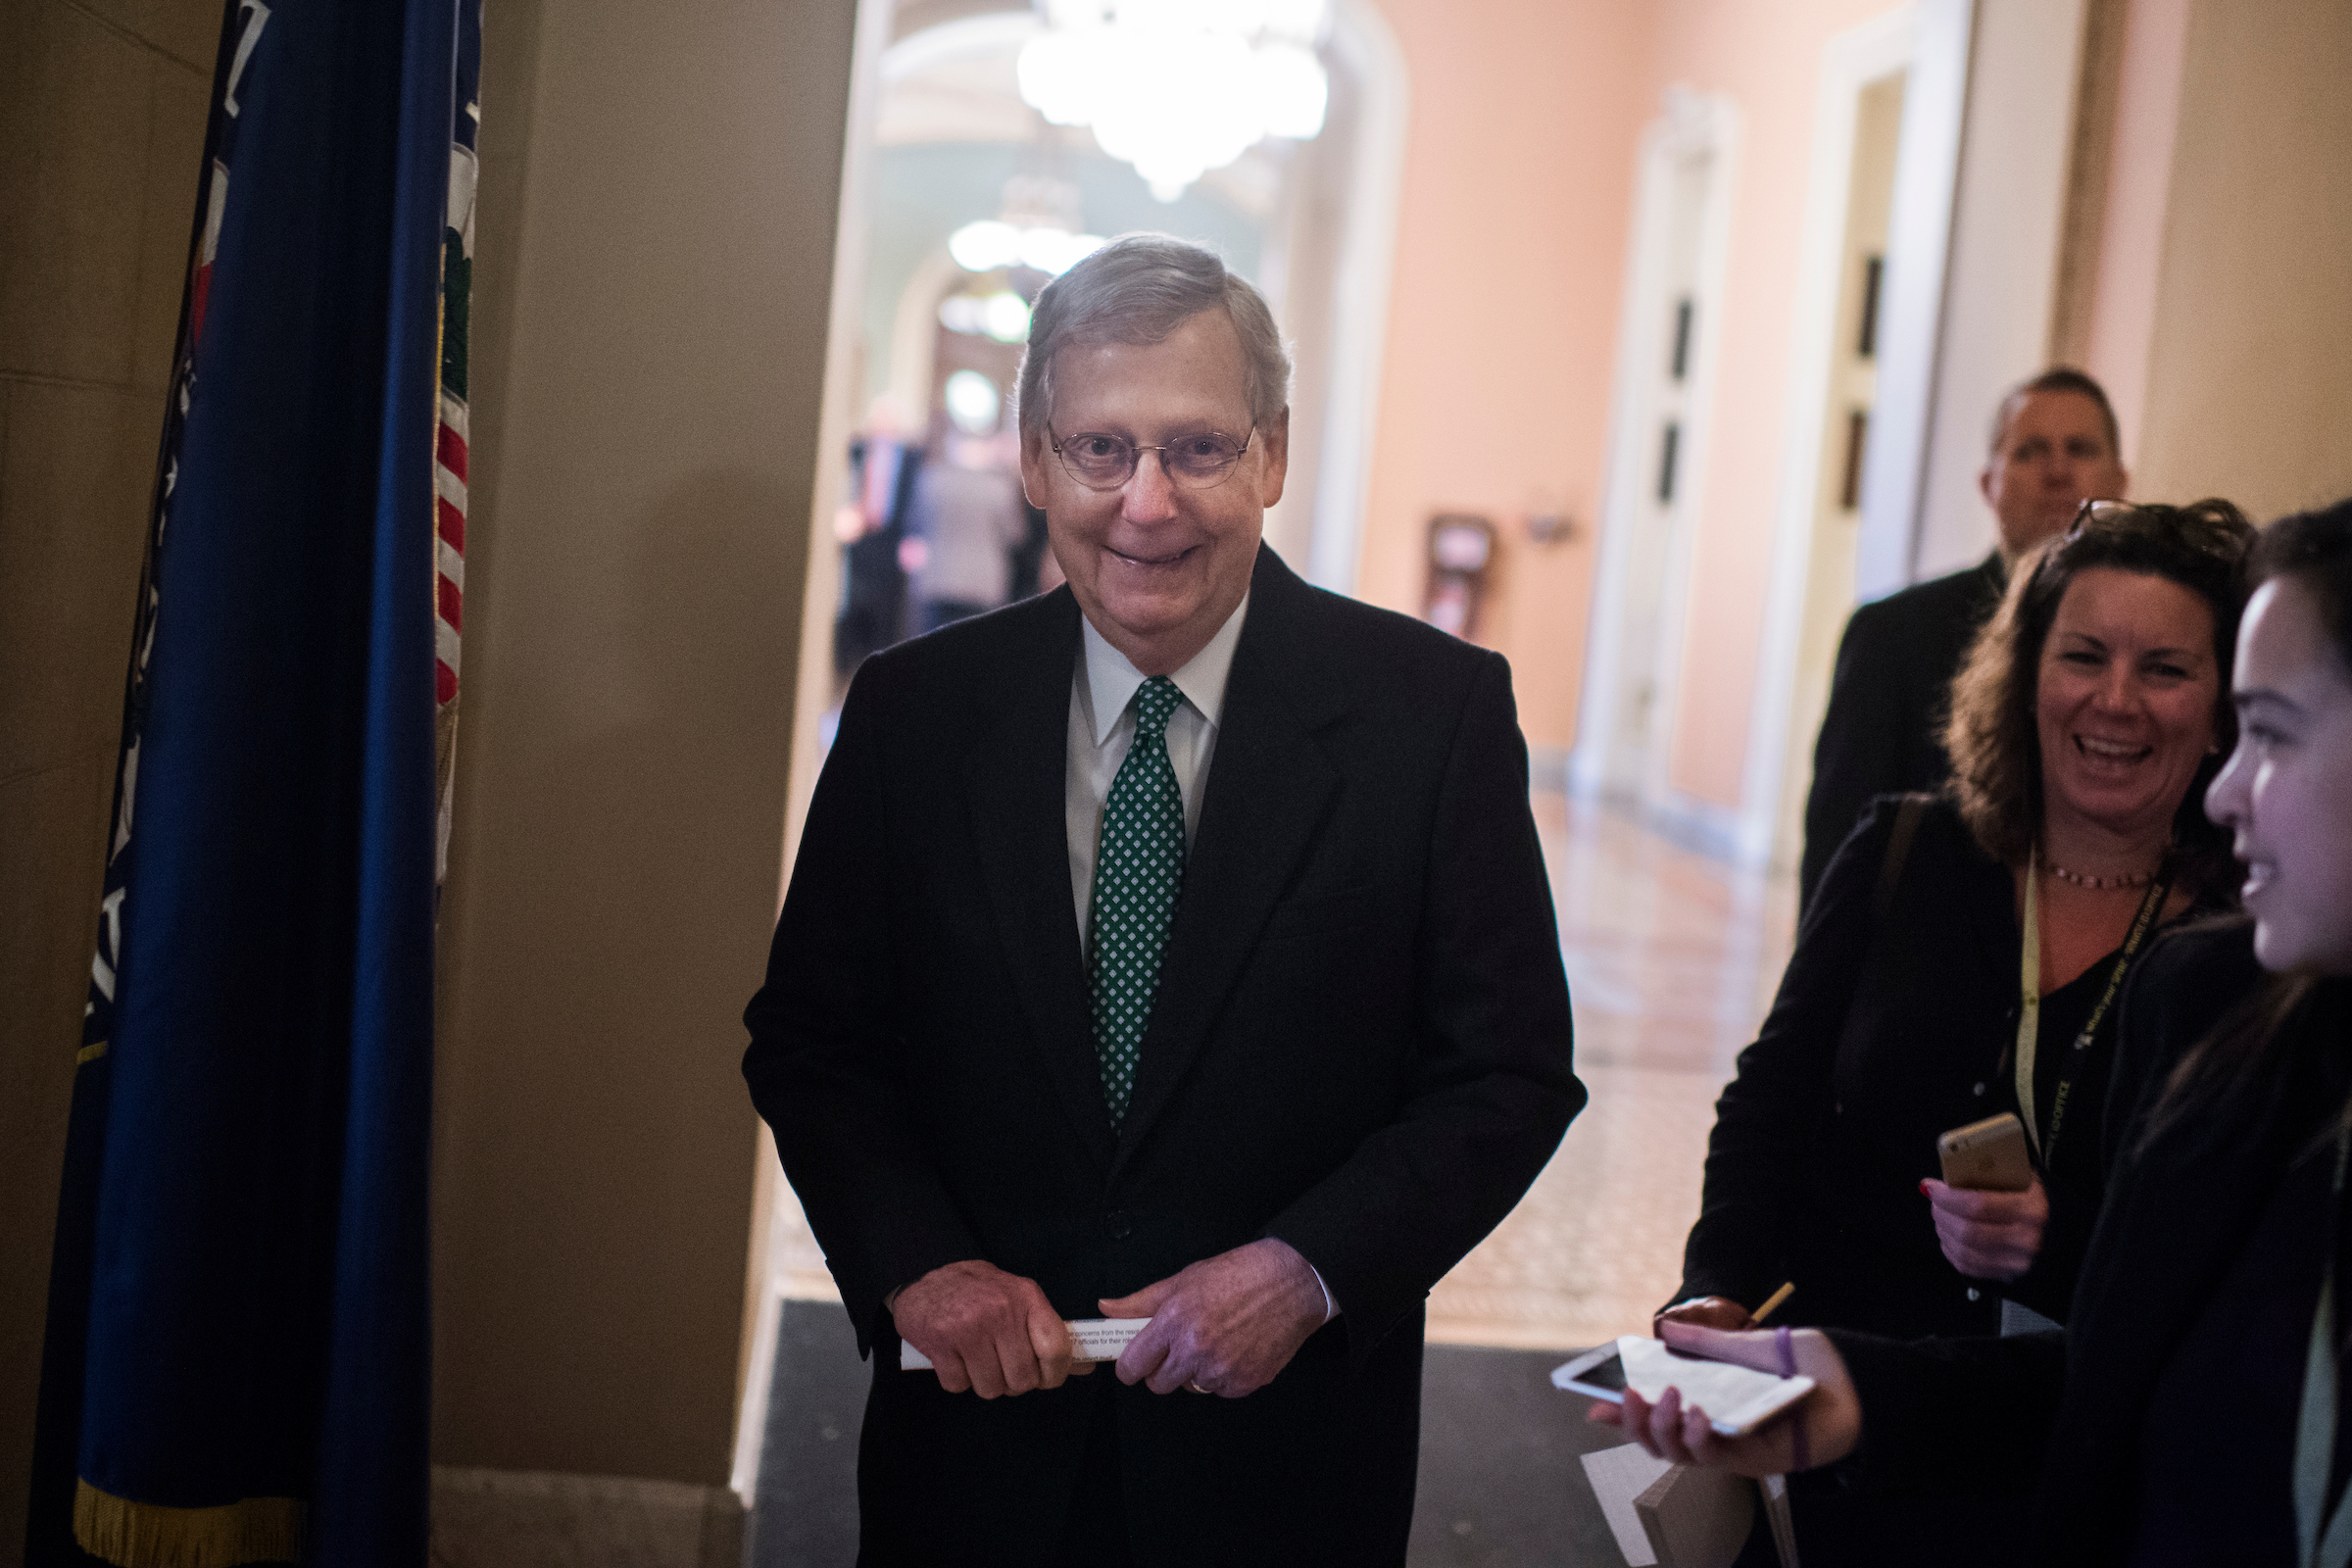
959, 591, 1120, 1173
1115, 551, 1345, 1165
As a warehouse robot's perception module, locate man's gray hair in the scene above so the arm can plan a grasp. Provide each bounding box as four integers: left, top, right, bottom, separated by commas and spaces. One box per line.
1015, 232, 1291, 441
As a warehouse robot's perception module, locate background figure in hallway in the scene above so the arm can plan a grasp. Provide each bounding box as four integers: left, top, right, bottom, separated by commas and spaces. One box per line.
836, 395, 922, 675
742, 233, 1581, 1566
902, 427, 1029, 634
1663, 501, 2251, 1566
1799, 368, 2130, 907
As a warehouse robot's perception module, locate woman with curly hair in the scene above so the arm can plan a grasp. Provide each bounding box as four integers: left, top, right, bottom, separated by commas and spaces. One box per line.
1607, 496, 2352, 1568
1654, 499, 2255, 1565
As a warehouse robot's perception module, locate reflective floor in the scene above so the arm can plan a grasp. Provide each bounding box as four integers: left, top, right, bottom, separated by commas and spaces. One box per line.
767, 788, 1798, 1352
1428, 790, 1796, 1349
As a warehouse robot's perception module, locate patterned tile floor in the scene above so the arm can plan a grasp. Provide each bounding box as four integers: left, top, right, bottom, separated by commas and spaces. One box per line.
1425, 792, 1796, 1350
766, 790, 1799, 1353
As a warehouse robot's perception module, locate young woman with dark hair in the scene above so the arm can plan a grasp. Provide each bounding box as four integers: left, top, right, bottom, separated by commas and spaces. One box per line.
1605, 496, 2352, 1568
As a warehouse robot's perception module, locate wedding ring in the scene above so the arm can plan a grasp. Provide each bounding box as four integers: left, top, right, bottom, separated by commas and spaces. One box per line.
1185, 1378, 1210, 1395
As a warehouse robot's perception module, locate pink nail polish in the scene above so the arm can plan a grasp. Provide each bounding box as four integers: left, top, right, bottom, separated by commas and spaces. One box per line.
1919, 1180, 1932, 1197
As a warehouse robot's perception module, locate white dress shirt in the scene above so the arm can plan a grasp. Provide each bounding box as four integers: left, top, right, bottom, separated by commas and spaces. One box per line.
1062, 594, 1338, 1322
1065, 596, 1248, 939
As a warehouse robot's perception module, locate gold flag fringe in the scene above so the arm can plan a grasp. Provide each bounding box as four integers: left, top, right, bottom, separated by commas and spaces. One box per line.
74, 1480, 304, 1568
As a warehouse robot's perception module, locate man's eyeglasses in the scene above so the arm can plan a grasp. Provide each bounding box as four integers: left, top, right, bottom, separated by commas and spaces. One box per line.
1049, 426, 1255, 492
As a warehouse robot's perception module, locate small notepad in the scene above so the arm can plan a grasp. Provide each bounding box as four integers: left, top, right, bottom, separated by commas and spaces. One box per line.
900, 1317, 1151, 1371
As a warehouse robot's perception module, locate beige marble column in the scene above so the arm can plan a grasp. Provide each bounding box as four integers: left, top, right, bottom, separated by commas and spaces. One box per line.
430, 0, 858, 1557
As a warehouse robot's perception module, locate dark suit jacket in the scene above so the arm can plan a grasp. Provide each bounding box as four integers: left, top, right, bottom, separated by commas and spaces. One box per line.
742, 546, 1583, 1564
1799, 556, 2006, 908
1829, 920, 2283, 1564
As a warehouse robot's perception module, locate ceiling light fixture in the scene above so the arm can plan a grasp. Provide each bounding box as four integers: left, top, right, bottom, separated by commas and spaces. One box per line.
938, 289, 1035, 344
947, 220, 1105, 277
1016, 0, 1330, 203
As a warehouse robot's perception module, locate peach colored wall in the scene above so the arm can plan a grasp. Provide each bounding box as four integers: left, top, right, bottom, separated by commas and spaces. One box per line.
1647, 0, 1906, 808
1354, 0, 1901, 779
1354, 0, 1653, 755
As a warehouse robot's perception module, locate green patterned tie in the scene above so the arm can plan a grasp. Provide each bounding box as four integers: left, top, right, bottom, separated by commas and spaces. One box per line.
1089, 676, 1187, 1123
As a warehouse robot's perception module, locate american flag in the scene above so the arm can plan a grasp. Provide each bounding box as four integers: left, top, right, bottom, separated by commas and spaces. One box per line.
435, 24, 480, 882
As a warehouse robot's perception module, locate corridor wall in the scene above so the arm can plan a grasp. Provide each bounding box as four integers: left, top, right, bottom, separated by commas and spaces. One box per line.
1630, 0, 1915, 815
1351, 0, 1651, 761
428, 0, 857, 1558
0, 0, 220, 1547
2117, 0, 2352, 521
1348, 0, 1910, 769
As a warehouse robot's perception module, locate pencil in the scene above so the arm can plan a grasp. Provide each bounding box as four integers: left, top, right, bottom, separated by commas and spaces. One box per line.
1750, 1282, 1795, 1325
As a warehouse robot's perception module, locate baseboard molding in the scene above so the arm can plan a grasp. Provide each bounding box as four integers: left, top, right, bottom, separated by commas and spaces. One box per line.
430, 1466, 743, 1568
1642, 787, 1771, 868
1562, 778, 1773, 870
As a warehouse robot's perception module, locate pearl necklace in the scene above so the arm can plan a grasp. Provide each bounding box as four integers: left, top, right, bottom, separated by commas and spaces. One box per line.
2042, 858, 2165, 891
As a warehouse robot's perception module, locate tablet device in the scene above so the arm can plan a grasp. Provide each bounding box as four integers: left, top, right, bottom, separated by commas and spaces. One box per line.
1552, 1336, 1814, 1437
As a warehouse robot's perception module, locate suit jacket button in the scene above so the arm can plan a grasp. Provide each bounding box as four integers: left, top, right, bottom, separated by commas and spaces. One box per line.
1106, 1208, 1132, 1241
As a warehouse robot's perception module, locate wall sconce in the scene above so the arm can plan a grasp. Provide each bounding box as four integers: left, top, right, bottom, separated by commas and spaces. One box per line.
1423, 513, 1496, 640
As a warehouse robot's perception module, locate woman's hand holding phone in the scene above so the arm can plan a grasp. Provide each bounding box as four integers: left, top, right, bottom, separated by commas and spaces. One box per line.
1923, 1175, 2048, 1281
1588, 1321, 1862, 1478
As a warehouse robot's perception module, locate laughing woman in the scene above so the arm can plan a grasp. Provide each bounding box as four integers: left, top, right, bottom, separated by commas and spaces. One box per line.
1607, 497, 2352, 1568
1657, 500, 2252, 1565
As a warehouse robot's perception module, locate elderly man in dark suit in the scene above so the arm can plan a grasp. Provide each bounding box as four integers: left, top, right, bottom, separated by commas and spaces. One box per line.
1797, 368, 2129, 907
742, 233, 1582, 1565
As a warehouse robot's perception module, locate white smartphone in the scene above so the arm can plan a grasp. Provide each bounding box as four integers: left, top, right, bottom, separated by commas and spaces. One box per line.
1552, 1336, 1814, 1438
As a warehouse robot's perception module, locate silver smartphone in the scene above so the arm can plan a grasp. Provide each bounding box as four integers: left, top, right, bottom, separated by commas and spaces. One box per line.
1552, 1339, 1814, 1438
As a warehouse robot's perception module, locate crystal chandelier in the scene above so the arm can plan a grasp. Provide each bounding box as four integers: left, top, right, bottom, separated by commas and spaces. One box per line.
1017, 0, 1331, 202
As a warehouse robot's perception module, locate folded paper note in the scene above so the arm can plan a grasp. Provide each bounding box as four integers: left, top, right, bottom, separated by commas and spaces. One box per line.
900, 1317, 1152, 1371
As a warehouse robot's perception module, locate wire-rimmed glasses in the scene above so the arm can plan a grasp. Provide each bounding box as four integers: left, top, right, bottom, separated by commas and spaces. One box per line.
1049, 426, 1255, 492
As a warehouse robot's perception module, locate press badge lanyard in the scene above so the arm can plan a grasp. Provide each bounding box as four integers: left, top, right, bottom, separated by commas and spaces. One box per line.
2013, 851, 2171, 1168
2294, 1126, 2352, 1568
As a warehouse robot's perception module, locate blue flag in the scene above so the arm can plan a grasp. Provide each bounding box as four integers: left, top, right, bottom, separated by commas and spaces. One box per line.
29, 0, 475, 1562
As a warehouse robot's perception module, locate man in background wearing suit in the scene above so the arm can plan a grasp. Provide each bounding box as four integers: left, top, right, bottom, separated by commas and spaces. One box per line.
742, 234, 1583, 1565
1797, 368, 2128, 906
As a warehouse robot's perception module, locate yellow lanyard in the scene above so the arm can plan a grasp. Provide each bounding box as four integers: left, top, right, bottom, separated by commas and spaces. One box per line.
2013, 850, 2171, 1166
2296, 1127, 2352, 1568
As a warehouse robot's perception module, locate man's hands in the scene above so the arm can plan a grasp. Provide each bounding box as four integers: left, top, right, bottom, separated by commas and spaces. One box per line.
892, 1240, 1330, 1400
1923, 1175, 2048, 1281
890, 1259, 1091, 1398
1101, 1238, 1328, 1397
1587, 1320, 1862, 1479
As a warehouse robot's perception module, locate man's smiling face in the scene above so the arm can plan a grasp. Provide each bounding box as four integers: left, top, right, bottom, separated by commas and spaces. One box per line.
1022, 308, 1287, 676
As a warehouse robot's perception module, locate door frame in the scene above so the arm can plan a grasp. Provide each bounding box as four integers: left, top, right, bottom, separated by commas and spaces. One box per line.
1732, 0, 1973, 866
731, 0, 1416, 1500
1567, 86, 1740, 812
